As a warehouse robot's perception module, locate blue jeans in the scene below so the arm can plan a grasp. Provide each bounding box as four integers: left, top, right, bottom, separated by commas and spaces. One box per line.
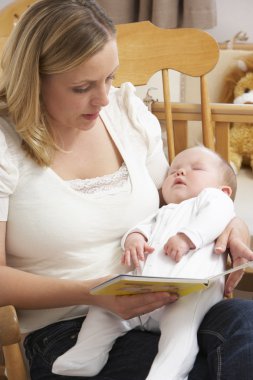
24, 298, 253, 380
188, 298, 253, 380
24, 317, 159, 380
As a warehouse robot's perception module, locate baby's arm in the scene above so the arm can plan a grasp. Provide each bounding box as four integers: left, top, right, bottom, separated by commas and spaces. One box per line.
164, 188, 235, 263
164, 233, 195, 262
122, 232, 154, 268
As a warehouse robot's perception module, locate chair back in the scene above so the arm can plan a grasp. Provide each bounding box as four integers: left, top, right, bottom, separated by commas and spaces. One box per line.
0, 0, 35, 38
115, 21, 219, 162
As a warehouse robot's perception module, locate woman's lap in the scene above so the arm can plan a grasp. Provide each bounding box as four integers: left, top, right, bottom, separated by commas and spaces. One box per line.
24, 298, 253, 380
24, 316, 159, 380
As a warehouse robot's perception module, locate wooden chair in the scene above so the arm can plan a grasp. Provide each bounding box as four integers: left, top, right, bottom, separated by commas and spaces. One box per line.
0, 306, 27, 380
114, 21, 219, 163
0, 0, 35, 38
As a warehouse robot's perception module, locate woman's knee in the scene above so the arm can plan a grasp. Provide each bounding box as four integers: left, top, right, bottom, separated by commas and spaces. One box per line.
200, 298, 253, 333
197, 298, 253, 353
191, 299, 253, 380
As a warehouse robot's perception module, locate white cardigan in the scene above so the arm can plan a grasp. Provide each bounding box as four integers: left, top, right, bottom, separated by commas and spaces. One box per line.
0, 83, 169, 333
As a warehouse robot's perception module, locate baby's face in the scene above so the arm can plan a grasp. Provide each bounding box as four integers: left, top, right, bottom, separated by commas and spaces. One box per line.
162, 147, 222, 204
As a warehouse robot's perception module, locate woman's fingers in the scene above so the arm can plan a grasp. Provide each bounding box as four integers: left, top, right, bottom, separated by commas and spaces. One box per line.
225, 269, 245, 297
96, 291, 178, 320
121, 292, 178, 319
115, 292, 178, 320
224, 253, 252, 296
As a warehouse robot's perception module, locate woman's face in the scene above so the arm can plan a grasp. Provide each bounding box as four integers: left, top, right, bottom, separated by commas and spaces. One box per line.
41, 39, 119, 133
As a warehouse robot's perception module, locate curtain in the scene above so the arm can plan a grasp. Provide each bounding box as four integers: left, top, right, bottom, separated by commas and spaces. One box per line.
97, 0, 217, 29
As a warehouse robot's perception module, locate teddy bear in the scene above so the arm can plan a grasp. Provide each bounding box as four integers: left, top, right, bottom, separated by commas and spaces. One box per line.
220, 55, 253, 172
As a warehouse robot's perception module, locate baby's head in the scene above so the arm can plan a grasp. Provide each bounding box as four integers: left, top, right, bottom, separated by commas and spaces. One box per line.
162, 146, 237, 204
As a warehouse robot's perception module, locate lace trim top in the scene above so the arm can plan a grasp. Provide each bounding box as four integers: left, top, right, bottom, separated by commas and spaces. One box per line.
66, 163, 129, 195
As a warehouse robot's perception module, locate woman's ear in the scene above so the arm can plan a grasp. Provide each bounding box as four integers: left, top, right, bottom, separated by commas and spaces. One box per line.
220, 185, 232, 197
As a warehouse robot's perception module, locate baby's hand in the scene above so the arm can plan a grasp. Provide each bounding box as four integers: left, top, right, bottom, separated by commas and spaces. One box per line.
122, 232, 154, 268
164, 233, 195, 262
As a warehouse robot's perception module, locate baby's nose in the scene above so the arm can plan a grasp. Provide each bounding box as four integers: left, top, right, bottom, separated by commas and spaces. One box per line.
176, 168, 185, 176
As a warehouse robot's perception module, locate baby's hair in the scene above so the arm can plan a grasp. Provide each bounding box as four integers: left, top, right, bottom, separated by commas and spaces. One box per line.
218, 156, 237, 201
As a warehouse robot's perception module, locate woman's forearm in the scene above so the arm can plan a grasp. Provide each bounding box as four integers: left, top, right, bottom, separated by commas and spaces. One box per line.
0, 265, 97, 309
0, 265, 177, 320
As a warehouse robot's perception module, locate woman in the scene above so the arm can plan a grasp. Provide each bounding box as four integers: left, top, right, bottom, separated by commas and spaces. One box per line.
0, 1, 252, 379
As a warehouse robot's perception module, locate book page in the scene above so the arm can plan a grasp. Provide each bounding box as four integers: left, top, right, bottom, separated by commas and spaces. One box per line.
208, 261, 253, 281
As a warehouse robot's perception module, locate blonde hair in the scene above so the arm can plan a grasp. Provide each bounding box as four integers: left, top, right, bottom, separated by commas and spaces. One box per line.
0, 0, 115, 165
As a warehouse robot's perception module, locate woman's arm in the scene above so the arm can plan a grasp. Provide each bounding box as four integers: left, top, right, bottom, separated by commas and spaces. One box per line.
214, 217, 253, 296
0, 265, 176, 318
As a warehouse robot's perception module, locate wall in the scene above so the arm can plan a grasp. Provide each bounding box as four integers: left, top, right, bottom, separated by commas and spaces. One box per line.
1, 0, 253, 39
207, 0, 253, 43
0, 0, 12, 9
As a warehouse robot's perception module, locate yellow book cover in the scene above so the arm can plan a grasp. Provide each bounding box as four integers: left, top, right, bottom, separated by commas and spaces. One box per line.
90, 275, 208, 297
90, 261, 253, 297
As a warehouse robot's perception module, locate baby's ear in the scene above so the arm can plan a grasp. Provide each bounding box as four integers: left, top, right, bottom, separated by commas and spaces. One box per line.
220, 185, 232, 197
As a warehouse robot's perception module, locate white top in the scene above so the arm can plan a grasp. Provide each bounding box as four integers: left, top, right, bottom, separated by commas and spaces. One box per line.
122, 188, 235, 278
0, 83, 169, 333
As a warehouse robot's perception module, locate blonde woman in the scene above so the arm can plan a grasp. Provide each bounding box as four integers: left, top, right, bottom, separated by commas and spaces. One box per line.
0, 1, 253, 379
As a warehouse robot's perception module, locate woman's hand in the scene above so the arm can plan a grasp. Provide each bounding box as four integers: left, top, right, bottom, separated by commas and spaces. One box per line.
90, 277, 178, 320
214, 217, 253, 297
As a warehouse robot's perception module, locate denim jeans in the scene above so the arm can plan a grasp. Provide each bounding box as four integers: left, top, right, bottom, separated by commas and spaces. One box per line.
188, 298, 253, 380
24, 316, 159, 380
24, 298, 253, 380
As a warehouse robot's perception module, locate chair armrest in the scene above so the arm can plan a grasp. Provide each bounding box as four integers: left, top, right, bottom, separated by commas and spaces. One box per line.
0, 306, 28, 380
0, 306, 21, 346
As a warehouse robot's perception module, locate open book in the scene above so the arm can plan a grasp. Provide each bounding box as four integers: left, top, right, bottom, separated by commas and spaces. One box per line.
90, 261, 253, 297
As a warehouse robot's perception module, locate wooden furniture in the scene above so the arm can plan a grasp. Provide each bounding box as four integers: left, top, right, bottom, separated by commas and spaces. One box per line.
152, 101, 253, 162
114, 21, 219, 163
0, 306, 27, 380
181, 41, 253, 158
0, 0, 35, 38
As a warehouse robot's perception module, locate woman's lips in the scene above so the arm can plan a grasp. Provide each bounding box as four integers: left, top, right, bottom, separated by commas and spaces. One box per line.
82, 112, 100, 120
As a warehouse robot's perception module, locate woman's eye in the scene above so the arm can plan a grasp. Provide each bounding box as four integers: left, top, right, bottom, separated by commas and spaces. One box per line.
106, 75, 115, 82
73, 87, 89, 94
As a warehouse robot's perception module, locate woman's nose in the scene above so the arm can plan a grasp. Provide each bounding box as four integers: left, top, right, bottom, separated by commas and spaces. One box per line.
92, 85, 109, 107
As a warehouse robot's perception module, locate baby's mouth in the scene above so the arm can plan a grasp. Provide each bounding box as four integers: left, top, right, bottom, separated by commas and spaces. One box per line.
174, 178, 186, 185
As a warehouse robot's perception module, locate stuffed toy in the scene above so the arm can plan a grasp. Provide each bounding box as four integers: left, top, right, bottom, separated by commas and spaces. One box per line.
220, 55, 253, 172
